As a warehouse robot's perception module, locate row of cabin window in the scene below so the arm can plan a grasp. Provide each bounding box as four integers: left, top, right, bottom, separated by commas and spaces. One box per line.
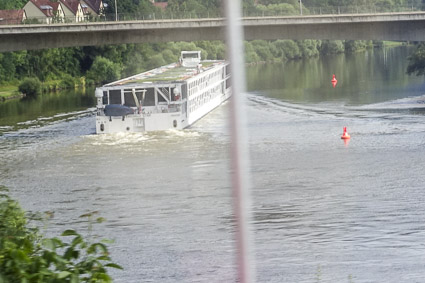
103, 88, 168, 107
188, 83, 222, 113
187, 68, 224, 98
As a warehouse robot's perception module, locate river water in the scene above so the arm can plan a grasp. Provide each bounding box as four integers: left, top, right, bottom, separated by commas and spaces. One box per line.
1, 46, 425, 282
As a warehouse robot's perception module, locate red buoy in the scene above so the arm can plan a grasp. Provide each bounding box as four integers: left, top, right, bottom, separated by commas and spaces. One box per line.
331, 74, 338, 88
341, 127, 350, 139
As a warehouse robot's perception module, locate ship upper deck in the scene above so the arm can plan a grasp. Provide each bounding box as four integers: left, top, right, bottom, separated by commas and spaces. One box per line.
104, 60, 225, 88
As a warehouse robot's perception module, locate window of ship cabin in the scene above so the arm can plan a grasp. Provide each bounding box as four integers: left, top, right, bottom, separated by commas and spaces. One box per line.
183, 53, 199, 58
226, 78, 231, 89
225, 64, 231, 76
181, 84, 187, 99
135, 90, 146, 104
157, 88, 168, 103
102, 91, 108, 105
124, 90, 137, 107
109, 89, 122, 105
143, 88, 155, 106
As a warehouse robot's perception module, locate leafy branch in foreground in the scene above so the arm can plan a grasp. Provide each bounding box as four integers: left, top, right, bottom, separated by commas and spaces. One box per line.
0, 186, 122, 282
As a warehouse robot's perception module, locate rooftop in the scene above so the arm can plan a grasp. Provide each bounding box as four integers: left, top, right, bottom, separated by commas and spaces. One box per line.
105, 60, 223, 87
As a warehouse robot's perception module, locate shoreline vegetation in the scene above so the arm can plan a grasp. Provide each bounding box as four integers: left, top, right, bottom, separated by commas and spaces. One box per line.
0, 40, 408, 102
0, 186, 122, 282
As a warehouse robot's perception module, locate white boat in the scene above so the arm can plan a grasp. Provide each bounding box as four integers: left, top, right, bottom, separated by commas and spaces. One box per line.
94, 51, 231, 134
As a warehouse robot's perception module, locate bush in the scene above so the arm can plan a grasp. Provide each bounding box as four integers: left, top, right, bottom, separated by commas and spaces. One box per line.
59, 74, 76, 89
0, 186, 122, 282
320, 40, 345, 55
87, 56, 121, 84
18, 77, 41, 97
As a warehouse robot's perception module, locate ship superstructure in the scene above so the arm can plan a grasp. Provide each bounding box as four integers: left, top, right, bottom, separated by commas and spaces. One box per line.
95, 51, 231, 133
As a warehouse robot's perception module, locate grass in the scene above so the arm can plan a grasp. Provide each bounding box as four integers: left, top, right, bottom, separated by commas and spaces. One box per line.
0, 78, 85, 102
0, 84, 20, 101
382, 41, 406, 47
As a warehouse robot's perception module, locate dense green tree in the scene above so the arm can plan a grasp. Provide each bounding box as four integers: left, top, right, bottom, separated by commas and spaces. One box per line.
320, 40, 345, 55
162, 49, 179, 63
407, 43, 425, 76
87, 56, 121, 84
297, 40, 321, 57
146, 53, 167, 69
256, 3, 298, 15
103, 0, 160, 15
167, 0, 221, 14
271, 40, 302, 59
0, 0, 26, 9
195, 40, 226, 60
344, 40, 368, 53
18, 77, 42, 97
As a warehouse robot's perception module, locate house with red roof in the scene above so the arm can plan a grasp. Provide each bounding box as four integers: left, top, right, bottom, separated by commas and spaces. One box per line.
81, 0, 105, 17
24, 0, 65, 24
60, 0, 88, 22
0, 9, 27, 25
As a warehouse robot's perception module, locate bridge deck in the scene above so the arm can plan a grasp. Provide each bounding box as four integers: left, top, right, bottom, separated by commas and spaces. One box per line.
1, 12, 425, 52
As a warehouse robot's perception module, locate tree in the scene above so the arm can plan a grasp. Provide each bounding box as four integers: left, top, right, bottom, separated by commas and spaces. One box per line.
146, 54, 166, 69
407, 43, 425, 76
103, 0, 160, 15
18, 77, 42, 97
320, 40, 345, 55
87, 56, 121, 84
0, 0, 26, 9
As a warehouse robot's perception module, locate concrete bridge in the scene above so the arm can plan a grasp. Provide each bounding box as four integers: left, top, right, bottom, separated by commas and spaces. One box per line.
1, 12, 425, 52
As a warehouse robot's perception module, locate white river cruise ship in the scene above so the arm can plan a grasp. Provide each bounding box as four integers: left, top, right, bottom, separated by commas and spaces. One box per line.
95, 51, 231, 134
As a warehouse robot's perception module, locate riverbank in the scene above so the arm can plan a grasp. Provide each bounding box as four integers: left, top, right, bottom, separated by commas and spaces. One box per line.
0, 77, 88, 102
0, 40, 411, 103
0, 85, 21, 101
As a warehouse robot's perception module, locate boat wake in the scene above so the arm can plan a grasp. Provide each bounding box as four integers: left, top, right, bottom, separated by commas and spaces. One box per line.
353, 94, 425, 111
247, 92, 425, 121
0, 108, 96, 135
84, 128, 202, 148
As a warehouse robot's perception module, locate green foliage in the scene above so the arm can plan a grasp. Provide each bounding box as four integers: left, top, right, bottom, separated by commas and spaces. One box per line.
407, 43, 425, 76
87, 56, 121, 84
103, 0, 160, 15
161, 49, 178, 63
0, 0, 27, 9
245, 42, 260, 63
18, 77, 42, 97
271, 40, 302, 60
256, 3, 298, 15
59, 74, 77, 89
167, 0, 221, 15
0, 186, 122, 282
320, 40, 345, 55
344, 40, 368, 53
146, 54, 167, 69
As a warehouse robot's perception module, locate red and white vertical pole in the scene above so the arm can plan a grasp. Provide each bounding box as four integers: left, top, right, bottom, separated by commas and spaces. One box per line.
224, 1, 256, 283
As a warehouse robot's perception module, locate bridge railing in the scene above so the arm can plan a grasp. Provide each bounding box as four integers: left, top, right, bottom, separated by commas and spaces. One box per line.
299, 4, 424, 16
102, 4, 425, 21
2, 4, 424, 26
